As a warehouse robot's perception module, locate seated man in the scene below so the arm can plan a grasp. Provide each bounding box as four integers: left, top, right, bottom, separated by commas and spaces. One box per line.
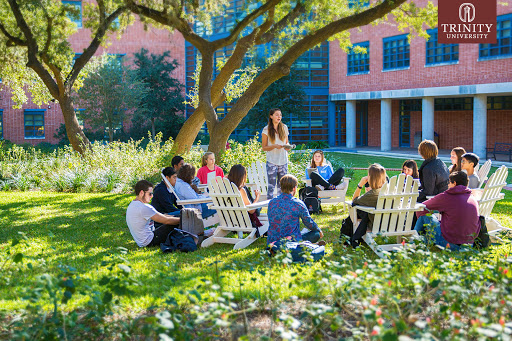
171, 155, 184, 172
461, 152, 480, 189
414, 171, 480, 250
267, 174, 324, 246
126, 180, 180, 247
152, 167, 181, 219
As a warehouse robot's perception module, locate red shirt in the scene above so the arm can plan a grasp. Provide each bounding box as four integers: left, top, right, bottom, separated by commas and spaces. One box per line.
196, 165, 224, 184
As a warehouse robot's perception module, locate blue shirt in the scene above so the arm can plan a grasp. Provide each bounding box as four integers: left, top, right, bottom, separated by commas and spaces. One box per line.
305, 165, 334, 180
267, 193, 319, 245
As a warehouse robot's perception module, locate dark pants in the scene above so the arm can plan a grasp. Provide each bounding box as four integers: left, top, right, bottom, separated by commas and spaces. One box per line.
301, 230, 321, 243
310, 168, 345, 188
147, 224, 177, 247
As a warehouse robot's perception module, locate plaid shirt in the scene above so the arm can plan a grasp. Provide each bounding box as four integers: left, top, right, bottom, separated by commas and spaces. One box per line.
267, 193, 319, 245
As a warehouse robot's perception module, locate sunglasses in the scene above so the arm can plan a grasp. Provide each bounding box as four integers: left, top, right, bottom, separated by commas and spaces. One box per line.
145, 191, 154, 196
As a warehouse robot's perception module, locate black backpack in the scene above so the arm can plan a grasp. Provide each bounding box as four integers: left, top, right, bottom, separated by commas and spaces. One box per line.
299, 186, 322, 214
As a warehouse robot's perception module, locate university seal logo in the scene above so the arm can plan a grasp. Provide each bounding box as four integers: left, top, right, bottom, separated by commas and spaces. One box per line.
439, 0, 497, 44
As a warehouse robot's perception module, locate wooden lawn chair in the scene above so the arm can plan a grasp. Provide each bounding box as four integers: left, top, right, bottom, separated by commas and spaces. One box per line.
247, 161, 268, 201
201, 176, 269, 249
475, 165, 510, 234
346, 174, 425, 258
476, 159, 492, 189
304, 177, 351, 209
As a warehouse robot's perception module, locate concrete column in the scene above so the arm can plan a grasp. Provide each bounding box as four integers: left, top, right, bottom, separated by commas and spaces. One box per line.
473, 94, 487, 159
381, 99, 392, 151
346, 100, 356, 149
328, 100, 336, 147
422, 97, 435, 142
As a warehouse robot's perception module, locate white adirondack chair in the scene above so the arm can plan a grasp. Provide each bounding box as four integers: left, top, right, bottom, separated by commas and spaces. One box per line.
347, 174, 425, 258
304, 177, 351, 208
476, 165, 510, 234
477, 159, 492, 189
247, 161, 268, 200
201, 176, 270, 249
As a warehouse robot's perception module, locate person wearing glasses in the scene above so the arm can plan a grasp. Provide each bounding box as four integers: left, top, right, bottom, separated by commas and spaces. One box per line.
126, 180, 180, 248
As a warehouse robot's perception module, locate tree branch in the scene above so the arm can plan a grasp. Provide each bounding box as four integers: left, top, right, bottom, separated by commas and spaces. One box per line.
0, 20, 27, 46
257, 1, 306, 45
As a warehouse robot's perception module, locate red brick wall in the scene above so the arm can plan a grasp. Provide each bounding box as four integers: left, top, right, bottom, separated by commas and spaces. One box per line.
487, 110, 512, 147
1, 19, 185, 145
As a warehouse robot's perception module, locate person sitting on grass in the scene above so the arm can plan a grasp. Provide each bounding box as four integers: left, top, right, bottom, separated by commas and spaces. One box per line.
151, 167, 181, 222
461, 152, 480, 189
126, 180, 180, 248
401, 160, 419, 179
196, 152, 225, 184
414, 171, 480, 250
267, 174, 324, 246
306, 150, 346, 191
175, 163, 217, 218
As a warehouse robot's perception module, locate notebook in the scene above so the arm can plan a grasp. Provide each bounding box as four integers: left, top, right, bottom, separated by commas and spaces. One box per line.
306, 168, 318, 178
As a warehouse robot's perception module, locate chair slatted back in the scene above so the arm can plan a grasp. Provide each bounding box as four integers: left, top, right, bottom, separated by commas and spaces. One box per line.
248, 161, 268, 196
371, 174, 419, 235
477, 159, 492, 188
161, 173, 181, 200
208, 177, 252, 229
479, 165, 508, 218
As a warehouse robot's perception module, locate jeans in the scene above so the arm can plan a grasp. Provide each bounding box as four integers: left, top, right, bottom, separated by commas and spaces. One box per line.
266, 162, 288, 199
147, 224, 176, 247
167, 210, 181, 217
201, 202, 217, 219
301, 230, 321, 243
310, 168, 345, 188
414, 215, 460, 251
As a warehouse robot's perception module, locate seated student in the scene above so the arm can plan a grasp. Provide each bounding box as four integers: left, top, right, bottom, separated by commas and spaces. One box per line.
171, 155, 184, 172
196, 152, 225, 184
461, 152, 480, 189
417, 140, 450, 202
402, 160, 419, 179
449, 147, 466, 174
267, 174, 324, 246
227, 164, 262, 227
126, 180, 180, 247
306, 150, 346, 191
414, 171, 480, 250
175, 163, 217, 218
151, 167, 181, 219
352, 163, 387, 228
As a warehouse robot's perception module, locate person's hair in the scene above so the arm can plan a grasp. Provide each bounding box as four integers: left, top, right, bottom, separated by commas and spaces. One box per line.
310, 150, 325, 168
418, 140, 439, 160
462, 152, 479, 168
402, 160, 419, 179
177, 163, 201, 193
171, 155, 184, 168
449, 171, 469, 187
201, 152, 215, 167
267, 108, 286, 143
450, 147, 466, 173
280, 174, 298, 194
368, 163, 387, 189
134, 180, 153, 195
227, 164, 247, 189
162, 167, 176, 178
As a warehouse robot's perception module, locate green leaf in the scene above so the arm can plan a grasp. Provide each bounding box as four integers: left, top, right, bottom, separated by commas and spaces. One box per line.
13, 253, 23, 263
102, 292, 113, 304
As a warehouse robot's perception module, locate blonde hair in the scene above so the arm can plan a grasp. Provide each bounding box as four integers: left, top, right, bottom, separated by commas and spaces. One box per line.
280, 174, 298, 194
310, 150, 326, 168
201, 152, 215, 167
267, 108, 286, 143
418, 140, 438, 160
368, 163, 387, 190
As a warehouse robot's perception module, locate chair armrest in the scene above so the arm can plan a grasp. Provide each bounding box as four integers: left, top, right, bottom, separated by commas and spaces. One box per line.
245, 183, 258, 189
351, 205, 376, 213
247, 200, 270, 209
177, 197, 212, 205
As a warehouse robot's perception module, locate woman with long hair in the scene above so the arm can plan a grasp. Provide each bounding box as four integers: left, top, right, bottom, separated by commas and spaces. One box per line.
401, 160, 419, 179
196, 152, 225, 184
306, 150, 346, 190
449, 147, 466, 173
261, 108, 292, 199
174, 163, 216, 218
227, 164, 262, 227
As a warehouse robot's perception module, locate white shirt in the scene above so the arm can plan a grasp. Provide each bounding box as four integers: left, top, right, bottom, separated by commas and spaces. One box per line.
126, 200, 158, 247
262, 124, 289, 166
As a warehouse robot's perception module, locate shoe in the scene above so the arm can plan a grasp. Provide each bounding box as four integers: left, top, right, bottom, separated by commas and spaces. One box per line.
315, 185, 324, 191
327, 184, 336, 191
336, 183, 347, 190
317, 240, 326, 246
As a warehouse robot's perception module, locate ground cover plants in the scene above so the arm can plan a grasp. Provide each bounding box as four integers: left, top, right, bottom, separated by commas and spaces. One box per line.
1, 140, 512, 339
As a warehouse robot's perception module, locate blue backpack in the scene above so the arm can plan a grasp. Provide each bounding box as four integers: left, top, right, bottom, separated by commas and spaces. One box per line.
160, 229, 197, 253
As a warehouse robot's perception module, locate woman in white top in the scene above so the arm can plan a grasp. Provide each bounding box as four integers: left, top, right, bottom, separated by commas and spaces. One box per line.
261, 108, 291, 199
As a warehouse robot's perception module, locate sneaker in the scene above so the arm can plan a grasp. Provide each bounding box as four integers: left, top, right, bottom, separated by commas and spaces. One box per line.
315, 185, 324, 191
336, 183, 347, 190
327, 184, 336, 190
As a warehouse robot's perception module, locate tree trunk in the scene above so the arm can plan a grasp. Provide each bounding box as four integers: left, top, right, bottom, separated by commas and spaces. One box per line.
173, 108, 206, 154
207, 125, 231, 156
151, 118, 156, 139
59, 96, 91, 155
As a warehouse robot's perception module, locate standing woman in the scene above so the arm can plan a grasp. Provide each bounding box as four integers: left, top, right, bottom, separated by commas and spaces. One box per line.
449, 147, 466, 174
262, 108, 291, 199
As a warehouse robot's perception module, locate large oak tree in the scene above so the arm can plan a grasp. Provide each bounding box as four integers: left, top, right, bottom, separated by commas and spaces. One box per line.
124, 0, 436, 155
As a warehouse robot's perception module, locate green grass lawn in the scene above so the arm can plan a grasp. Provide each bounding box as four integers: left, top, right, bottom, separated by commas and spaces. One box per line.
1, 153, 511, 339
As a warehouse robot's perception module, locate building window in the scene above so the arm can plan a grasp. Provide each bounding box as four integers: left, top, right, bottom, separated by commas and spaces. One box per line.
347, 41, 370, 75
24, 110, 45, 139
488, 96, 512, 110
0, 110, 3, 139
479, 13, 512, 60
435, 97, 473, 111
383, 34, 410, 70
62, 1, 82, 28
426, 28, 459, 65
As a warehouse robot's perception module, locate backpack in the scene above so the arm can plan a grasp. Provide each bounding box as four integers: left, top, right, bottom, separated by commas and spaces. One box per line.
179, 208, 205, 237
299, 186, 322, 214
474, 215, 490, 249
160, 229, 197, 253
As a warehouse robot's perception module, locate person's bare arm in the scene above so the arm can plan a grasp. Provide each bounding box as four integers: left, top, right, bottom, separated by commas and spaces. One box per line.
240, 189, 256, 214
262, 134, 282, 152
151, 212, 180, 225
352, 176, 369, 201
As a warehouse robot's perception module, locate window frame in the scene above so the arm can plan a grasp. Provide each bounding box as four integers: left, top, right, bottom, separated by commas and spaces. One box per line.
24, 109, 46, 139
479, 13, 512, 61
425, 28, 459, 66
347, 41, 370, 75
382, 34, 410, 71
